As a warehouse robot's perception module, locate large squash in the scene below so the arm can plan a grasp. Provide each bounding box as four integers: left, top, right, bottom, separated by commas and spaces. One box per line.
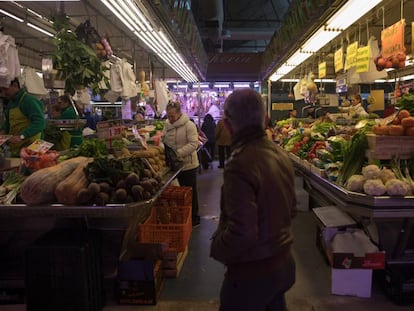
20, 156, 88, 205
54, 158, 92, 205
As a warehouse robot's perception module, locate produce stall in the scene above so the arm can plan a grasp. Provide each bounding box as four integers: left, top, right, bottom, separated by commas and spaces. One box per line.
293, 157, 413, 257
0, 138, 180, 302
279, 104, 414, 266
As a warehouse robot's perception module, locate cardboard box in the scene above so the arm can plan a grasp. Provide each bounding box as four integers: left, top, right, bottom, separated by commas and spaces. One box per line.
330, 249, 385, 270
117, 259, 164, 305
331, 268, 373, 298
313, 206, 385, 298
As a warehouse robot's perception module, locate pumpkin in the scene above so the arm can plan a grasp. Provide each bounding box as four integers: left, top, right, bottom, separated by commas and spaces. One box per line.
55, 158, 93, 205
20, 156, 89, 205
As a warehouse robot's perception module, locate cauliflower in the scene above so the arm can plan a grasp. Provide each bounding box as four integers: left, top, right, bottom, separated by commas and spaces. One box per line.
379, 167, 396, 184
363, 179, 386, 196
346, 174, 365, 192
385, 179, 410, 196
362, 164, 381, 180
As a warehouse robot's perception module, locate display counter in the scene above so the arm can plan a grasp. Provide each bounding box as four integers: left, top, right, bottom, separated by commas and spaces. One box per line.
0, 167, 181, 293
288, 152, 414, 265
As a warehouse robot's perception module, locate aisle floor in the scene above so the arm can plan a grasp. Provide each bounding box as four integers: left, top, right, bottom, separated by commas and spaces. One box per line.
2, 160, 414, 311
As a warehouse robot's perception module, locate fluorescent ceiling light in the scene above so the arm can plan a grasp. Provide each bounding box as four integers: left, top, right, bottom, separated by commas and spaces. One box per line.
100, 0, 198, 82
269, 0, 384, 82
326, 0, 383, 31
301, 28, 340, 53
314, 79, 336, 83
286, 51, 311, 66
27, 22, 54, 37
0, 9, 24, 22
214, 83, 229, 88
234, 83, 250, 88
281, 79, 299, 83
27, 8, 43, 19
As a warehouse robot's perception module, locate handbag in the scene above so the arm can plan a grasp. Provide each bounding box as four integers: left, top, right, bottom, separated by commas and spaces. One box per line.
164, 143, 183, 171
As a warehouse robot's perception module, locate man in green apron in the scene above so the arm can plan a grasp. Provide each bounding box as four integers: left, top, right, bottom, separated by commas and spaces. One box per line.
0, 77, 45, 157
57, 94, 83, 149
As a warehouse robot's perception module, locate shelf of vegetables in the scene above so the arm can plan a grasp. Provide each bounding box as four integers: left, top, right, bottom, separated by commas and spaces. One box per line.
279, 103, 414, 264
0, 136, 184, 294
279, 110, 414, 209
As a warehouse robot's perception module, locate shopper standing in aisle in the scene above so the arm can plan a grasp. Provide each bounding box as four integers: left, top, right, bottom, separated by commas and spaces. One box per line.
210, 88, 297, 311
201, 113, 216, 163
215, 117, 231, 168
163, 101, 201, 227
0, 77, 45, 157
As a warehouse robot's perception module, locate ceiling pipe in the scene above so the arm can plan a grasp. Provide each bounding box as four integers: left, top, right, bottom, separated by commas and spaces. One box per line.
220, 29, 274, 41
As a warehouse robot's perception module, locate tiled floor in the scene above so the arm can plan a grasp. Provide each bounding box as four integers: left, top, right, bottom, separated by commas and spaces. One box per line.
1, 161, 414, 311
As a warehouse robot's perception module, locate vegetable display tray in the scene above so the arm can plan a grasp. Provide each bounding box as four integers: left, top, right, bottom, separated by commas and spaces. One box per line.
0, 169, 181, 219
288, 152, 414, 209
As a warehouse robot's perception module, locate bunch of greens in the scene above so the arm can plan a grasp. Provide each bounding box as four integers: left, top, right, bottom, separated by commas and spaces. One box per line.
395, 93, 414, 115
52, 14, 110, 95
336, 127, 369, 186
78, 138, 108, 158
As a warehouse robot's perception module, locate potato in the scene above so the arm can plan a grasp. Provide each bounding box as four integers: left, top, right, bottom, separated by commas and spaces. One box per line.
77, 188, 94, 205
88, 182, 100, 195
115, 188, 128, 203
126, 172, 140, 185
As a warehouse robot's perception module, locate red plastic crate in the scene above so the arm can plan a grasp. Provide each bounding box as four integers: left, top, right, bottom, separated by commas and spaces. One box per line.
159, 186, 192, 206
137, 205, 191, 252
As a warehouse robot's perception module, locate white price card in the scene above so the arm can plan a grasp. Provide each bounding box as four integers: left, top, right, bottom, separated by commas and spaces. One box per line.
27, 139, 54, 154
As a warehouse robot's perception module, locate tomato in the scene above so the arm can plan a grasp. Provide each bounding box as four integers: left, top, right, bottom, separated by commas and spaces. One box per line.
391, 56, 400, 68
397, 52, 406, 62
377, 57, 386, 67
398, 109, 411, 120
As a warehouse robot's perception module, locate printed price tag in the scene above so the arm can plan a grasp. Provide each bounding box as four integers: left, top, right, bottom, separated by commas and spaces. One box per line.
27, 139, 54, 154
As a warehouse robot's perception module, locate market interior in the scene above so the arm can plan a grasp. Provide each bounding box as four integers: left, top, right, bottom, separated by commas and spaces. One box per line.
0, 0, 414, 310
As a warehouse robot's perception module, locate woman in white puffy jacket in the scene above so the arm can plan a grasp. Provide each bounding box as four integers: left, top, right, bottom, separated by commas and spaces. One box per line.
162, 101, 200, 227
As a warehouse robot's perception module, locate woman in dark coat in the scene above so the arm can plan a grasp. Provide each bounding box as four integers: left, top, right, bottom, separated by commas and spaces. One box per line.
201, 113, 216, 162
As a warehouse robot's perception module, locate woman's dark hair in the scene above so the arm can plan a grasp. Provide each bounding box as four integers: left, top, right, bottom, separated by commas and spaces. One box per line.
204, 113, 213, 122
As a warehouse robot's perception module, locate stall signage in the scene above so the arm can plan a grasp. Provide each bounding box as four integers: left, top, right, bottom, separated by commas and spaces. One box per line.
272, 103, 293, 111
318, 62, 327, 78
381, 19, 405, 58
345, 41, 358, 70
334, 48, 343, 73
335, 73, 347, 94
356, 46, 370, 73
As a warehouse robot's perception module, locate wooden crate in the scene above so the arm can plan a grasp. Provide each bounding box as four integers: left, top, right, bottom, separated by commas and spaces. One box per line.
162, 247, 188, 278
366, 134, 414, 160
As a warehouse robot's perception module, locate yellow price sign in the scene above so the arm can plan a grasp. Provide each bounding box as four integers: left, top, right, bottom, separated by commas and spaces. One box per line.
318, 62, 326, 78
345, 41, 358, 70
334, 48, 343, 73
356, 46, 370, 73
